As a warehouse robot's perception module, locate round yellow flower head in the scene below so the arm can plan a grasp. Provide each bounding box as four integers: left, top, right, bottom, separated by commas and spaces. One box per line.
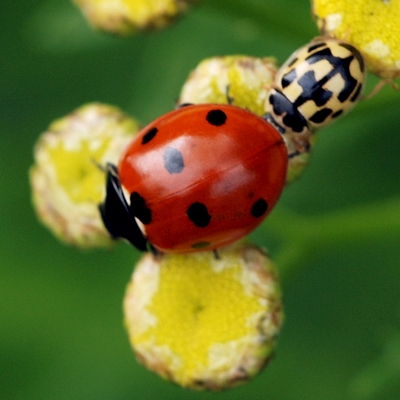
313, 0, 400, 79
178, 56, 279, 116
30, 103, 139, 248
73, 0, 194, 35
124, 242, 283, 390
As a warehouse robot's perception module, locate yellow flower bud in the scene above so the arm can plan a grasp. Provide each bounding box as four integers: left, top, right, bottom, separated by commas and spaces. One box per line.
124, 242, 283, 390
313, 0, 400, 79
285, 137, 315, 183
179, 56, 279, 116
30, 103, 139, 248
73, 0, 194, 35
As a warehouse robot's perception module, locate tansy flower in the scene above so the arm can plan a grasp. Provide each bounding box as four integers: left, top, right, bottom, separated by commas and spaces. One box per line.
313, 0, 400, 79
73, 0, 195, 35
124, 242, 283, 390
178, 55, 279, 116
30, 103, 139, 248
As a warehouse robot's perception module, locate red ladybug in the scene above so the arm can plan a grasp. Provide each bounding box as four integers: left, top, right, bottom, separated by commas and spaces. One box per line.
99, 104, 288, 253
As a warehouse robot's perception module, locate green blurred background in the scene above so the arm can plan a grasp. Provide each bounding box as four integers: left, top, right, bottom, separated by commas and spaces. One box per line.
1, 0, 400, 399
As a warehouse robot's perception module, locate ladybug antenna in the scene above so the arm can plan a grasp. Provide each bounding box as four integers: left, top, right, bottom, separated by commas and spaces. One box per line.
90, 157, 106, 173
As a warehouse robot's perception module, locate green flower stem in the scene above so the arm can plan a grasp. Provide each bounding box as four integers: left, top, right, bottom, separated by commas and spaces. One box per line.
263, 196, 400, 282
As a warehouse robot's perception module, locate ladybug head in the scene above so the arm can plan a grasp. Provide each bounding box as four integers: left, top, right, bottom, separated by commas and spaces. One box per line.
98, 163, 148, 252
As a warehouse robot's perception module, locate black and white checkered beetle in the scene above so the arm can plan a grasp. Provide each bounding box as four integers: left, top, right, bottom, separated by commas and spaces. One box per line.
265, 38, 366, 156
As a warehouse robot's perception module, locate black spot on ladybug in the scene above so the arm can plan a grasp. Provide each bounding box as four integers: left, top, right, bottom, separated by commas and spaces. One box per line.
251, 198, 268, 218
350, 83, 362, 102
187, 202, 211, 227
305, 49, 359, 103
331, 109, 343, 119
306, 46, 333, 63
142, 127, 158, 145
309, 108, 332, 124
163, 146, 184, 174
206, 109, 227, 126
130, 192, 152, 224
270, 90, 307, 133
281, 68, 297, 88
191, 241, 212, 249
308, 42, 327, 53
340, 43, 365, 72
287, 57, 298, 68
295, 70, 333, 107
336, 59, 359, 102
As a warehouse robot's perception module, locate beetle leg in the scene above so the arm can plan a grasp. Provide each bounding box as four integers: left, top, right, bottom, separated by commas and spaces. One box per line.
213, 249, 220, 260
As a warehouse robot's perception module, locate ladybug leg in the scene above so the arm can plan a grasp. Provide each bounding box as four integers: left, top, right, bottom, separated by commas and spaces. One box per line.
225, 85, 234, 105
148, 243, 161, 257
98, 163, 148, 252
213, 249, 220, 260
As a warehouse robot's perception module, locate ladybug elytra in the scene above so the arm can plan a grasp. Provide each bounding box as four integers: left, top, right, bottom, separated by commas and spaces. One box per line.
99, 104, 288, 254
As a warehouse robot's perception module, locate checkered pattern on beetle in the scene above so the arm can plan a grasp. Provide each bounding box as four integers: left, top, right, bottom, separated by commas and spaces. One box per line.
266, 38, 366, 141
